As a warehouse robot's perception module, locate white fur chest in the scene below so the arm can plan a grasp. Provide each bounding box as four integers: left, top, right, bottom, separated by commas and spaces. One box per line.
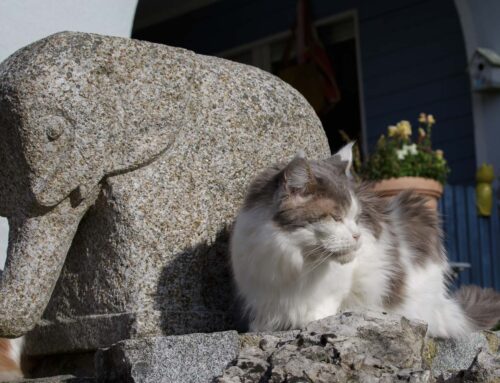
343, 228, 395, 310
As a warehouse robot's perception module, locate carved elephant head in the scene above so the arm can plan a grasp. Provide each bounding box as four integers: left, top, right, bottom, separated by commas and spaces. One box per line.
0, 32, 194, 336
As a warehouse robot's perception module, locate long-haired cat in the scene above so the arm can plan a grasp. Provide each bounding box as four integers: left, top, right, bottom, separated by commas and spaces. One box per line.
230, 144, 500, 338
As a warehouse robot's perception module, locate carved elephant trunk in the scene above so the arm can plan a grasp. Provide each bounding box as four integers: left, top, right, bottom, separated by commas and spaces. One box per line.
0, 32, 330, 353
0, 196, 95, 337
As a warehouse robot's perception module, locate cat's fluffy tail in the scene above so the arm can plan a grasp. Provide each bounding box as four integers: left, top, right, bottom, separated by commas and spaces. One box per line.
0, 337, 23, 380
454, 285, 500, 330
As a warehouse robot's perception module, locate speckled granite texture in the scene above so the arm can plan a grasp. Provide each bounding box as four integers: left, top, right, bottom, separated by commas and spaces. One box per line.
0, 32, 329, 354
95, 331, 240, 383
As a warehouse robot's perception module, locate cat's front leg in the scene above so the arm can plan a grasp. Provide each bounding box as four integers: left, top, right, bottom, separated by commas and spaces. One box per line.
307, 295, 343, 323
304, 261, 355, 324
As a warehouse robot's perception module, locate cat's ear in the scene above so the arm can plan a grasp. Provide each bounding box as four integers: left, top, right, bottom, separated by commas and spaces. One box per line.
282, 152, 317, 195
331, 142, 354, 178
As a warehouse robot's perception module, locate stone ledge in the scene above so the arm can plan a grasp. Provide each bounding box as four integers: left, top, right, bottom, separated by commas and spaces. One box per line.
216, 311, 500, 383
3, 376, 93, 383
16, 311, 500, 382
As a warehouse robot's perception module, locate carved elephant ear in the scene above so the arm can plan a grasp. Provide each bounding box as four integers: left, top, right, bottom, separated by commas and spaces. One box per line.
1, 32, 195, 208
0, 85, 85, 209
22, 113, 81, 207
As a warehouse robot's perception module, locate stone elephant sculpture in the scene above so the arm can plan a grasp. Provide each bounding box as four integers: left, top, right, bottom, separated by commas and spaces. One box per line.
0, 32, 329, 355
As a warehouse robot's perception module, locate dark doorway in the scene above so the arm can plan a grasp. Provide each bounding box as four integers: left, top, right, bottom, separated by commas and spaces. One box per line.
315, 37, 362, 155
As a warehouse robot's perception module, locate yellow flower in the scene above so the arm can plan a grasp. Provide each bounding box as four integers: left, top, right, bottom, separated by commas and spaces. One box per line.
396, 120, 412, 139
418, 113, 427, 123
418, 127, 426, 138
435, 149, 443, 159
427, 114, 436, 125
388, 125, 398, 137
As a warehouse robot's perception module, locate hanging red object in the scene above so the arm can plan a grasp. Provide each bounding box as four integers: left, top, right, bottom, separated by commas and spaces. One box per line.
279, 0, 341, 114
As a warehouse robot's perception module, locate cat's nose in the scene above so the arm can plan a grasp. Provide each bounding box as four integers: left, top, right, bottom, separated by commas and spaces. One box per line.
352, 232, 361, 241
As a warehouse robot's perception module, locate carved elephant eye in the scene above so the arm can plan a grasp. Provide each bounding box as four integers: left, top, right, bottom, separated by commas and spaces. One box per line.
46, 120, 65, 141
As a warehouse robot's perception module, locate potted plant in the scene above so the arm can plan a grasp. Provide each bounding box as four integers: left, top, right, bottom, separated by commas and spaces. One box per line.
361, 113, 450, 209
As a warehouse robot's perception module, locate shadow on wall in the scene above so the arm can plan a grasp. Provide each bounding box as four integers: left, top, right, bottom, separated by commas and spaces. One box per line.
154, 225, 248, 335
40, 188, 247, 335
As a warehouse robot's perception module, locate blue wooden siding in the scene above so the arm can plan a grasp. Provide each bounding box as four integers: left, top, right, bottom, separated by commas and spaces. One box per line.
439, 185, 500, 289
134, 0, 476, 184
361, 1, 475, 185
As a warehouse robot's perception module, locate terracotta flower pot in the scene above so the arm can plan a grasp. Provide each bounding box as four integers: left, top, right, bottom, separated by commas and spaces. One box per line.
371, 177, 444, 210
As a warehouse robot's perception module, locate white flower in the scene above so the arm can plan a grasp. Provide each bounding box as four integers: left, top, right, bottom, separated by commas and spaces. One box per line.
397, 144, 417, 160
404, 143, 418, 155
396, 148, 407, 160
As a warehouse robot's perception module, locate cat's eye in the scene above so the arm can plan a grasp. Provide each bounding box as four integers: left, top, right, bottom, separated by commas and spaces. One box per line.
46, 122, 64, 141
331, 214, 342, 222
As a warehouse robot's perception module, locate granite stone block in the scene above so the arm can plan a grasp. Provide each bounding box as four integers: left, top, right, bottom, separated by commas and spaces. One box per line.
95, 331, 239, 383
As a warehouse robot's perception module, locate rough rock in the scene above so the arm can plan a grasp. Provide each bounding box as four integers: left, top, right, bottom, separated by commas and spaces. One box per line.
0, 31, 329, 354
428, 332, 495, 377
94, 331, 239, 383
430, 331, 500, 382
216, 311, 500, 383
217, 311, 432, 382
11, 312, 500, 382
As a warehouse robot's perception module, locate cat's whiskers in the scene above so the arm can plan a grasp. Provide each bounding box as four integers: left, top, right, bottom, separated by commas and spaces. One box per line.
303, 255, 330, 278
300, 247, 333, 279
